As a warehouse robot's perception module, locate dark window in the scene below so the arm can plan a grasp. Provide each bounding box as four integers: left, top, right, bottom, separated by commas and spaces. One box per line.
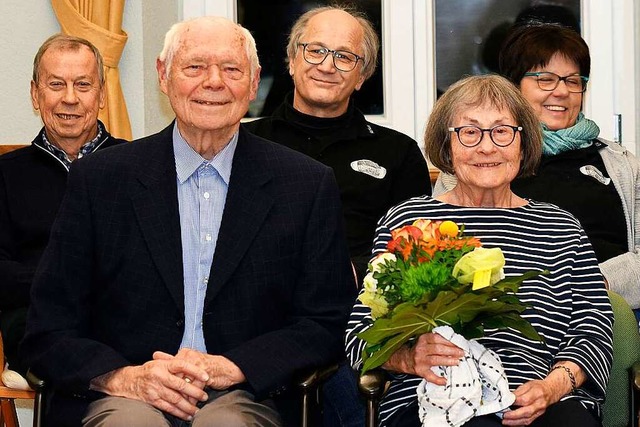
435, 0, 581, 97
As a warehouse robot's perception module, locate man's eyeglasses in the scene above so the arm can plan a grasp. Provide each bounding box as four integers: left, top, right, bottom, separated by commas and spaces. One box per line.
297, 43, 363, 72
448, 125, 522, 148
523, 72, 589, 93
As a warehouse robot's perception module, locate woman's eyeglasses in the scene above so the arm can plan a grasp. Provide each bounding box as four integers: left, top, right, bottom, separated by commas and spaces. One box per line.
523, 72, 589, 93
448, 125, 522, 147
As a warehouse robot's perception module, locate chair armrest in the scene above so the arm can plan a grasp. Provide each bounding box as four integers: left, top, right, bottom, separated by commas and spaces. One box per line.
359, 368, 389, 427
26, 370, 45, 427
358, 369, 388, 398
296, 363, 340, 391
25, 370, 45, 392
296, 363, 340, 427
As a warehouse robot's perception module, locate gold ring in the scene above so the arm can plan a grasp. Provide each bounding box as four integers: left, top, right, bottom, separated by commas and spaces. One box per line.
184, 377, 192, 384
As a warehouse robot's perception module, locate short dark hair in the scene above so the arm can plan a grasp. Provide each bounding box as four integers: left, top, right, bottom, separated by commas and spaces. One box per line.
425, 74, 542, 178
499, 23, 590, 85
33, 34, 104, 86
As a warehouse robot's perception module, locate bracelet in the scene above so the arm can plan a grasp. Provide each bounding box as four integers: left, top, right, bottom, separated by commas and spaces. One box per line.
551, 365, 576, 395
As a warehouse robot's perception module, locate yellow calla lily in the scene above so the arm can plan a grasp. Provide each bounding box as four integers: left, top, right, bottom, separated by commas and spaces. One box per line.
452, 247, 505, 289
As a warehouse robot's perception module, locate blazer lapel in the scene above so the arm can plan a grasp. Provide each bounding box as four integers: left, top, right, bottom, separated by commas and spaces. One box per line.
130, 125, 185, 312
205, 130, 273, 304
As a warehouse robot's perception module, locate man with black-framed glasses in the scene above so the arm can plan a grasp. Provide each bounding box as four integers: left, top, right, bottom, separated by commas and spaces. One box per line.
246, 5, 431, 284
245, 5, 431, 427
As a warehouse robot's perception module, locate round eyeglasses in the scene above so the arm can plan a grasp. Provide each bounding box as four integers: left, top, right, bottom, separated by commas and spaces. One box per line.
297, 43, 363, 72
448, 125, 522, 148
523, 72, 589, 93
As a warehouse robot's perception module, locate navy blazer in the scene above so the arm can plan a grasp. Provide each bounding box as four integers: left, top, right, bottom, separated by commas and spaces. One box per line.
21, 124, 355, 425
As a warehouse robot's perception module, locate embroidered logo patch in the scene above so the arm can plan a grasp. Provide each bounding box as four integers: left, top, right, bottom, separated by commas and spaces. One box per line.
350, 160, 387, 179
579, 165, 611, 185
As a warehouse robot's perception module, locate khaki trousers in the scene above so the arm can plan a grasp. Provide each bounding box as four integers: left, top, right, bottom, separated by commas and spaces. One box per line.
83, 389, 282, 427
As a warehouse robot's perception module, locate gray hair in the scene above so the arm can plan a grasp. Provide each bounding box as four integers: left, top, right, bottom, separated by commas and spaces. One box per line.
286, 5, 379, 81
425, 74, 542, 178
33, 34, 105, 86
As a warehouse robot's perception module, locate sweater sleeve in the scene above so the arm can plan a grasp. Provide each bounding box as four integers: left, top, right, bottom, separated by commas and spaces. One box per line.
600, 252, 640, 309
0, 169, 34, 309
389, 139, 432, 204
345, 222, 393, 370
555, 229, 614, 402
599, 142, 640, 310
432, 172, 457, 197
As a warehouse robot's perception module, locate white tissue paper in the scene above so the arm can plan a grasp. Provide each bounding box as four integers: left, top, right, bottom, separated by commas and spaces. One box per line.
416, 325, 515, 427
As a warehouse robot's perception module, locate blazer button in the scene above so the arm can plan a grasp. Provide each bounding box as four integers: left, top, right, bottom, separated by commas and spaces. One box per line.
176, 319, 184, 327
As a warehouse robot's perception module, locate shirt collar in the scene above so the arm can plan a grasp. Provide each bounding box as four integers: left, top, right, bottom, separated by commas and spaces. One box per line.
41, 121, 105, 169
172, 122, 237, 184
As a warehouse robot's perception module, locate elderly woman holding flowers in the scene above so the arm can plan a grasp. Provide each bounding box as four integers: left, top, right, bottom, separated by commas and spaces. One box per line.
345, 74, 613, 427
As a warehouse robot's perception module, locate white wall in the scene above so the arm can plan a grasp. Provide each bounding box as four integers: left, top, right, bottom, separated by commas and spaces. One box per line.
0, 1, 178, 145
0, 0, 58, 145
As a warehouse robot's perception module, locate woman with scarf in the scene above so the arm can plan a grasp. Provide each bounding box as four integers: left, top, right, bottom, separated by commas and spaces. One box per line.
435, 23, 640, 321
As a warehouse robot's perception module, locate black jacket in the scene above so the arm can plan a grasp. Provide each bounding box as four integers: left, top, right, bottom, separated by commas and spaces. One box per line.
0, 124, 125, 309
21, 125, 354, 425
245, 96, 431, 280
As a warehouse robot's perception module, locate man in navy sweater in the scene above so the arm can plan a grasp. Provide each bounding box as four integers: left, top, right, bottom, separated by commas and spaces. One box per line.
0, 34, 125, 377
245, 6, 431, 283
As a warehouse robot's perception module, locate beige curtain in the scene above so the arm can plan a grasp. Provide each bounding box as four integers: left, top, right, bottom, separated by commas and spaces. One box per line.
51, 0, 132, 140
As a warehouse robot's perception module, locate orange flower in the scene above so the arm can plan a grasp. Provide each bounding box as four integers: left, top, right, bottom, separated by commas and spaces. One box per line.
391, 225, 423, 242
412, 219, 441, 240
388, 237, 413, 260
388, 225, 424, 259
417, 238, 439, 260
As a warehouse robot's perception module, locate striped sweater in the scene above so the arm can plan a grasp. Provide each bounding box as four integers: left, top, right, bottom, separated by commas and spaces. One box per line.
345, 196, 614, 426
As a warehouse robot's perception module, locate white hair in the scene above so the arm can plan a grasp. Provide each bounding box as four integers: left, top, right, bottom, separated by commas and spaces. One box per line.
158, 16, 260, 78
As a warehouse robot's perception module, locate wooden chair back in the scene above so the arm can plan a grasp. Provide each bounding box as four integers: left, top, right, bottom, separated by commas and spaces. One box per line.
0, 318, 36, 427
0, 145, 28, 156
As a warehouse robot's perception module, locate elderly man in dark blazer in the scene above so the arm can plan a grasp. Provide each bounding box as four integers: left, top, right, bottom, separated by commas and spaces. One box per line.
21, 16, 355, 427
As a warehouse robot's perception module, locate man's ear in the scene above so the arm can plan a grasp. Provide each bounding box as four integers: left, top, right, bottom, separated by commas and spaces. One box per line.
30, 80, 40, 111
98, 85, 106, 110
354, 73, 366, 91
250, 67, 262, 101
288, 57, 295, 77
157, 58, 168, 95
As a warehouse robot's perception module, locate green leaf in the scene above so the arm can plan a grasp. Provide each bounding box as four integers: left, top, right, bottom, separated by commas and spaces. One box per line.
425, 291, 491, 325
359, 317, 435, 373
358, 267, 547, 373
493, 270, 549, 292
464, 312, 543, 342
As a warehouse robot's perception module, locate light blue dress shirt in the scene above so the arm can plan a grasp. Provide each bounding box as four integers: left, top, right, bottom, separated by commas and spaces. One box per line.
172, 124, 237, 352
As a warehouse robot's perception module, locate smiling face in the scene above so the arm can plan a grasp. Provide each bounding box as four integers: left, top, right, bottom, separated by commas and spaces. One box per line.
289, 9, 366, 118
30, 45, 105, 150
450, 104, 522, 193
519, 53, 582, 131
157, 20, 259, 145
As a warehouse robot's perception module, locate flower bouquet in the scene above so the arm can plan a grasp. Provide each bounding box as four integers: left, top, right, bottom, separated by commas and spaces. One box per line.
358, 219, 546, 374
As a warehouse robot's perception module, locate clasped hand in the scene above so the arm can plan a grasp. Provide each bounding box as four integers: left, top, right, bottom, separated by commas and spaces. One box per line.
92, 348, 245, 421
